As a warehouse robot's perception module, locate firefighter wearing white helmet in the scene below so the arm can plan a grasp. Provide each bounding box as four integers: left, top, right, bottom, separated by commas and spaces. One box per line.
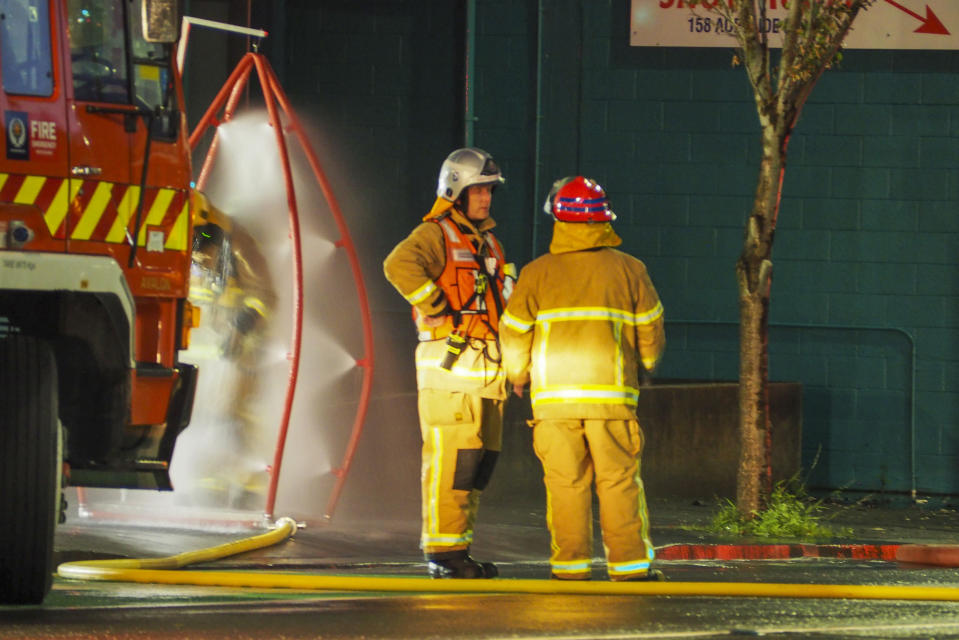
384, 147, 516, 579
500, 176, 666, 582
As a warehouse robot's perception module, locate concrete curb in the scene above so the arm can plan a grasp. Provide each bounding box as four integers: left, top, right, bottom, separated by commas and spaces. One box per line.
896, 544, 959, 567
656, 543, 900, 561
656, 543, 959, 567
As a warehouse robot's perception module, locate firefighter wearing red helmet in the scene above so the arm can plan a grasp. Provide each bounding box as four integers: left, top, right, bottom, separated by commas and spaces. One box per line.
384, 148, 516, 579
500, 176, 666, 581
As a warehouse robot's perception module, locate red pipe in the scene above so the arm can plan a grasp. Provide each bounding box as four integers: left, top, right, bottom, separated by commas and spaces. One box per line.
188, 54, 254, 155
250, 54, 304, 521
188, 52, 374, 522
259, 63, 375, 520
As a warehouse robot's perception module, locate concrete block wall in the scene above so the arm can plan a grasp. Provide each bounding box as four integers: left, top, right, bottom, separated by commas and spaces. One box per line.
507, 0, 958, 496
255, 0, 957, 511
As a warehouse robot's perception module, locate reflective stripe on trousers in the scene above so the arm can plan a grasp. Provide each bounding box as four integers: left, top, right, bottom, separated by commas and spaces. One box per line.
418, 389, 503, 557
531, 418, 654, 580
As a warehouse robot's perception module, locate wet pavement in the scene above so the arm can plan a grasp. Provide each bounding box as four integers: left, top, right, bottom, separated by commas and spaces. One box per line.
4, 492, 959, 638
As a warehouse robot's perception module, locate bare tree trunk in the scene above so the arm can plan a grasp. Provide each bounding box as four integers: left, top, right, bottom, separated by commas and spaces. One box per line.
736, 265, 770, 515
735, 125, 783, 517
698, 0, 871, 517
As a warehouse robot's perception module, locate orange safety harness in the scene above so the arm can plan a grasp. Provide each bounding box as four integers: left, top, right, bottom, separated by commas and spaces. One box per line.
413, 213, 509, 343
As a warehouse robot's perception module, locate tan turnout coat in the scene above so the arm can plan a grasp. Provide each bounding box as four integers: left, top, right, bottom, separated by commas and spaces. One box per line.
500, 221, 665, 419
383, 205, 508, 400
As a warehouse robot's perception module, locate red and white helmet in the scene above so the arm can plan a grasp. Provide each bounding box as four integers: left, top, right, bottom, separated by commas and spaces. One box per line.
543, 176, 616, 222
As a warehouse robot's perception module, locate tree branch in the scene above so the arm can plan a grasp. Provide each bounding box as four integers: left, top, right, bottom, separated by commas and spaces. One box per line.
777, 1, 872, 136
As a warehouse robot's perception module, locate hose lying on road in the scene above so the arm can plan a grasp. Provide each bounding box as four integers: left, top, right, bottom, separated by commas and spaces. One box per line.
57, 518, 959, 601
58, 516, 299, 574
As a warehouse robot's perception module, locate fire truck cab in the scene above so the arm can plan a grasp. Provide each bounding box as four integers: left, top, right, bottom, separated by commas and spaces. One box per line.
0, 0, 195, 604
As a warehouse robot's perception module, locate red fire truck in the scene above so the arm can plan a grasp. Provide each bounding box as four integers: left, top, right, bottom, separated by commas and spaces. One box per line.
0, 0, 195, 604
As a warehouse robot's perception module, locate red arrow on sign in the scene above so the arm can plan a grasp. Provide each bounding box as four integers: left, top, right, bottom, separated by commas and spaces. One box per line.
882, 1, 950, 35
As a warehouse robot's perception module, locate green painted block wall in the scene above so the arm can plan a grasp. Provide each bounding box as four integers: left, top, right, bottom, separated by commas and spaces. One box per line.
482, 0, 957, 496
269, 0, 957, 499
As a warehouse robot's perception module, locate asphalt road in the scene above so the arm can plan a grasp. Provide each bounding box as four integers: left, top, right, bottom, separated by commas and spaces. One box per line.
6, 559, 959, 639
5, 498, 959, 640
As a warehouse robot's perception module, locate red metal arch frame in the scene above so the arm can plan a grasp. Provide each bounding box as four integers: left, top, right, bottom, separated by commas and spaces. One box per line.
188, 52, 374, 521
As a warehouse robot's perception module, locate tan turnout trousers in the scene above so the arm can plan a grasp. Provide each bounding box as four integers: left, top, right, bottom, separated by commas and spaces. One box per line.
532, 418, 654, 580
418, 389, 503, 559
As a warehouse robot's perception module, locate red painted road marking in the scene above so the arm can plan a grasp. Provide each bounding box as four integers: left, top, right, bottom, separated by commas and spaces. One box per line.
656, 543, 901, 561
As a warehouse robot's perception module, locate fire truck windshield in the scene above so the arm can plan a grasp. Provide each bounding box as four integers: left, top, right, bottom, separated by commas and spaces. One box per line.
129, 2, 174, 117
0, 0, 54, 97
67, 0, 129, 103
66, 0, 177, 139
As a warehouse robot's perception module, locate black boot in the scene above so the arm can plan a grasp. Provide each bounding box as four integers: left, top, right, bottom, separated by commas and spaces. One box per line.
427, 555, 498, 579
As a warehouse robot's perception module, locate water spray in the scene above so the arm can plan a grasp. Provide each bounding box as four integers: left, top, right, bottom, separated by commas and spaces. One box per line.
183, 18, 375, 523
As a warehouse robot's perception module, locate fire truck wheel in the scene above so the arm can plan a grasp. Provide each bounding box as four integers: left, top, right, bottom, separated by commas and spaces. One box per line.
0, 335, 60, 605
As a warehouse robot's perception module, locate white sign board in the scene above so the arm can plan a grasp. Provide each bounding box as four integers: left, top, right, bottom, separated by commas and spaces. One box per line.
631, 0, 959, 50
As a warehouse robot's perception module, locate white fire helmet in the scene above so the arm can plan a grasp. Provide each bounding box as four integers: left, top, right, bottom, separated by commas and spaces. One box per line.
436, 147, 505, 202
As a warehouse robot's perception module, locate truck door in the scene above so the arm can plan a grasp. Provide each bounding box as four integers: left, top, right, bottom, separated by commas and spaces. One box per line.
62, 0, 137, 258
0, 0, 69, 253
63, 0, 188, 267
64, 0, 191, 372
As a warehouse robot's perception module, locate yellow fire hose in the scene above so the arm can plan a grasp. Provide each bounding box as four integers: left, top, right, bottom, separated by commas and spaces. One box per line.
56, 517, 959, 601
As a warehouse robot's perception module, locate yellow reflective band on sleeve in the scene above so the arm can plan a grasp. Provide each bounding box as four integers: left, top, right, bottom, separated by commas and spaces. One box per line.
501, 309, 533, 333
637, 300, 664, 324
531, 384, 640, 407
405, 279, 438, 305
189, 286, 215, 304
244, 296, 269, 318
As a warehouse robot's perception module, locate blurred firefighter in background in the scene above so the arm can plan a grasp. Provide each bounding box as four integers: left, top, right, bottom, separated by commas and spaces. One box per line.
384, 147, 517, 579
187, 190, 277, 509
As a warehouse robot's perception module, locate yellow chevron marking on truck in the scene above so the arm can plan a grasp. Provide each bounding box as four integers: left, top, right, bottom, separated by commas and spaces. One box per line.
45, 179, 70, 236
73, 180, 114, 240
15, 175, 45, 204
137, 188, 174, 246
107, 185, 139, 243
1, 173, 188, 249
165, 200, 190, 251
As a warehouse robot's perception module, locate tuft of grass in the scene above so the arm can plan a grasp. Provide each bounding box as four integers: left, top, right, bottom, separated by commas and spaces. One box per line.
706, 482, 852, 540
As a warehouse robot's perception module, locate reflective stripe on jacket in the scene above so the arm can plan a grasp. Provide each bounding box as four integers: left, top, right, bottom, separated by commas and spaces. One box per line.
189, 220, 276, 321
500, 221, 665, 419
384, 206, 512, 399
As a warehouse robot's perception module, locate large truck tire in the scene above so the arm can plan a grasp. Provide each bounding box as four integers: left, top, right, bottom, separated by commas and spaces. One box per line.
0, 335, 60, 605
